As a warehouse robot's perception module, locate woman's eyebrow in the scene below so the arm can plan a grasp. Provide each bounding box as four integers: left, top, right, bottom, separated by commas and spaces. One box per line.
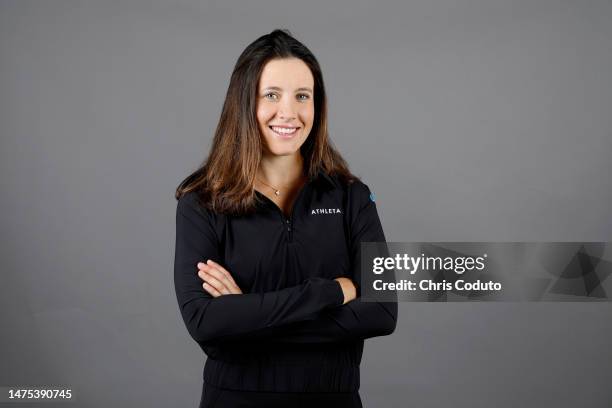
261, 86, 313, 93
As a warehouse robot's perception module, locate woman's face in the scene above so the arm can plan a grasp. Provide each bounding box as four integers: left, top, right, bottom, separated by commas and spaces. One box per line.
256, 58, 315, 157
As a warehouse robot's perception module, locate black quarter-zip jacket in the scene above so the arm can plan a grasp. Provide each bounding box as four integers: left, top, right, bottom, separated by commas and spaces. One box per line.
174, 171, 398, 393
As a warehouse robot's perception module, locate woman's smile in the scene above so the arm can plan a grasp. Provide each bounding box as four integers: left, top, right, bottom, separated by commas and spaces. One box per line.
269, 125, 300, 139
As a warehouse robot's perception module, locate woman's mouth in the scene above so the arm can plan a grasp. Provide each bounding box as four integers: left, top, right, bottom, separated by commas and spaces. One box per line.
269, 126, 299, 139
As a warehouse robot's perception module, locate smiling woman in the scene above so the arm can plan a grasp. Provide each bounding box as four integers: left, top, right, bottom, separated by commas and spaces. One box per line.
173, 29, 397, 408
257, 58, 314, 157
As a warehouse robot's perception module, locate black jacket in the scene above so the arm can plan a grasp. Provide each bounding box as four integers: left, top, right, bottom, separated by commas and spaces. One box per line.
173, 171, 398, 392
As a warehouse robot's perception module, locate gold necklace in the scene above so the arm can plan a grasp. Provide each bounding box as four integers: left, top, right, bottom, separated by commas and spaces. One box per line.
257, 177, 282, 196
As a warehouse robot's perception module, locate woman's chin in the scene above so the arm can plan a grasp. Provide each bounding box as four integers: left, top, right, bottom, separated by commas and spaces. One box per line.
263, 145, 302, 157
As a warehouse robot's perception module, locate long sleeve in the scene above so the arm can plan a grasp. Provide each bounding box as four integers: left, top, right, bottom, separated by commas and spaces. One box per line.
235, 181, 398, 344
173, 192, 345, 345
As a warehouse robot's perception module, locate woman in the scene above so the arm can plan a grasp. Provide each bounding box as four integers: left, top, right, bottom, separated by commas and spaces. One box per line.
174, 29, 397, 408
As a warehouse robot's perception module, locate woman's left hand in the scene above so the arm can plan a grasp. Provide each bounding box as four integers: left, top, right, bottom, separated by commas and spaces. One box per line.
197, 260, 243, 297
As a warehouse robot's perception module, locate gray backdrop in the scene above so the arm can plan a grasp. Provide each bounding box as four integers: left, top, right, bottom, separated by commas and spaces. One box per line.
1, 0, 611, 407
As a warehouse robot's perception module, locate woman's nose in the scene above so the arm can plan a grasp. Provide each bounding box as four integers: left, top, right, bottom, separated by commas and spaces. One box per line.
277, 98, 297, 119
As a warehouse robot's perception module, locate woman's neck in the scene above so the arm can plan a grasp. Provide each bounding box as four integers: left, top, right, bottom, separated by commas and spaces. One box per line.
257, 152, 305, 188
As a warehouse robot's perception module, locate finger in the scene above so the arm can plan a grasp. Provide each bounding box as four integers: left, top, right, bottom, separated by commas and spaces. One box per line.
206, 260, 239, 287
202, 282, 222, 297
197, 262, 230, 282
205, 260, 237, 288
202, 262, 241, 293
199, 271, 231, 295
197, 266, 233, 294
197, 261, 242, 294
202, 265, 239, 293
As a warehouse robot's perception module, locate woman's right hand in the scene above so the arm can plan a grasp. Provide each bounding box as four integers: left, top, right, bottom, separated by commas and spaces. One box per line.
334, 277, 357, 304
197, 260, 243, 297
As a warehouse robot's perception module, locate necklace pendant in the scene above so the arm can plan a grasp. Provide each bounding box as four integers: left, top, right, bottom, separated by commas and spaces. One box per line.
274, 190, 280, 196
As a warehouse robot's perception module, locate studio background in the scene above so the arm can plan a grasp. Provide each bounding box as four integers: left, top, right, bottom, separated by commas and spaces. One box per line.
1, 1, 611, 407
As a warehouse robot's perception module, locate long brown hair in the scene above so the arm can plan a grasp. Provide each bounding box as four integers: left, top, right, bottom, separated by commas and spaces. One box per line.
175, 29, 356, 215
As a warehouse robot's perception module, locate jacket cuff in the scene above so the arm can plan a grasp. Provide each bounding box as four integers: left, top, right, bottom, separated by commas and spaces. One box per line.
327, 279, 345, 307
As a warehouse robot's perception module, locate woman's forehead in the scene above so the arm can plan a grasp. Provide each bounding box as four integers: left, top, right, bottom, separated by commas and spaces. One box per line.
259, 58, 314, 90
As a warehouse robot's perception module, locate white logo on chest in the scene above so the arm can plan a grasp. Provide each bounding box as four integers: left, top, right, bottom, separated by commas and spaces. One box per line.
311, 208, 342, 215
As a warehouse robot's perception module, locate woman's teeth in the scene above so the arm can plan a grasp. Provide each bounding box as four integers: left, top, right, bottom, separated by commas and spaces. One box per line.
270, 126, 298, 135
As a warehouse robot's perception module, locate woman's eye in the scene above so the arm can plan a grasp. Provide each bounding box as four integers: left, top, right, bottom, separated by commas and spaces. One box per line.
297, 93, 310, 101
264, 92, 278, 100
